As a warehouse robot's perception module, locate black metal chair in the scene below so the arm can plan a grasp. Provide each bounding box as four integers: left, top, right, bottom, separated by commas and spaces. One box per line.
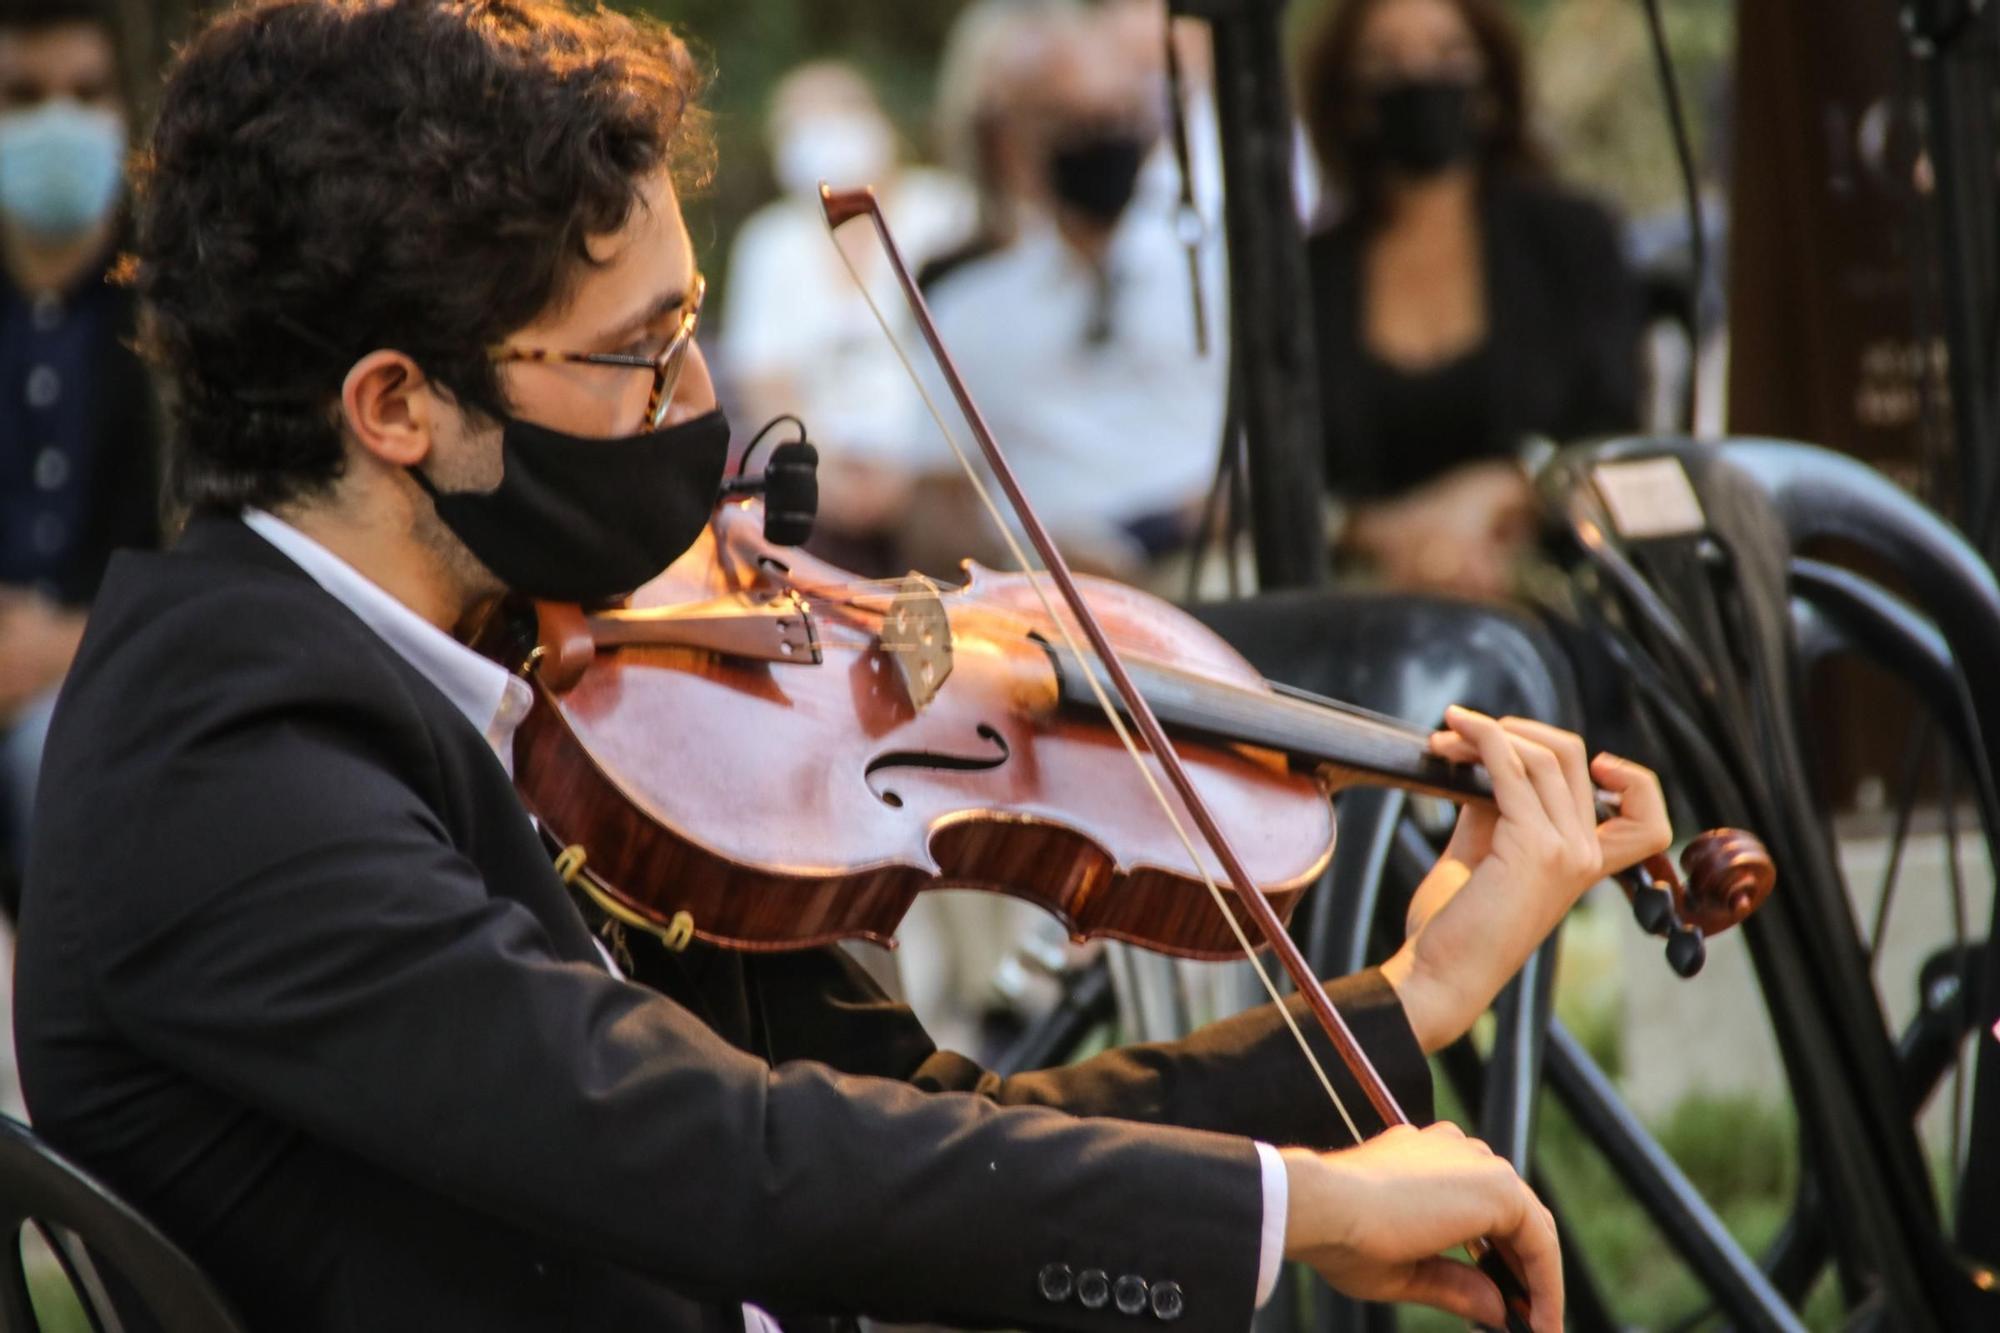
1527, 435, 2000, 1328
0, 1116, 244, 1333
1192, 589, 1600, 1333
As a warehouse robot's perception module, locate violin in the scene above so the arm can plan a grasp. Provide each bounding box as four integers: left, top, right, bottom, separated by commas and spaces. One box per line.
497, 500, 1774, 968
489, 183, 1775, 1332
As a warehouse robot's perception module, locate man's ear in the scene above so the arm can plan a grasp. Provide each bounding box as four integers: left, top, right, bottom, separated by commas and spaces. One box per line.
340, 350, 436, 469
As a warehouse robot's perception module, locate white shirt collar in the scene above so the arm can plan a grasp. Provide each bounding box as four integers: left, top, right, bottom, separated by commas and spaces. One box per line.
241, 508, 534, 771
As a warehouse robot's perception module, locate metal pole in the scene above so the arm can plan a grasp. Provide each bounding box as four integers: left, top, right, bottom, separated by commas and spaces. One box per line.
1171, 0, 1328, 590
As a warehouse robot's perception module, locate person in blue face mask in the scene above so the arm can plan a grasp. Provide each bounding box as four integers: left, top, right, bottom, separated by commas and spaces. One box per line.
0, 0, 161, 917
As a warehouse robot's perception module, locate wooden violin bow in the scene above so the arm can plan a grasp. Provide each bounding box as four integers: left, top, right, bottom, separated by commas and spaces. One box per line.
819, 183, 1544, 1330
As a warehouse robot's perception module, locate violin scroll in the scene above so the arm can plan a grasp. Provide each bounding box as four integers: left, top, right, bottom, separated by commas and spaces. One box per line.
1679, 828, 1777, 932
1615, 829, 1775, 978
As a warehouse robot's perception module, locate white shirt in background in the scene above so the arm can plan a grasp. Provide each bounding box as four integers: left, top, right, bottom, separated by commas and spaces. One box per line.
914, 151, 1230, 560
720, 168, 977, 460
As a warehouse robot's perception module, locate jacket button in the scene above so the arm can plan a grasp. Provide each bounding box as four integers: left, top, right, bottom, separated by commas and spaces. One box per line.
1076, 1268, 1111, 1309
1114, 1275, 1149, 1315
1150, 1281, 1185, 1321
1038, 1263, 1074, 1303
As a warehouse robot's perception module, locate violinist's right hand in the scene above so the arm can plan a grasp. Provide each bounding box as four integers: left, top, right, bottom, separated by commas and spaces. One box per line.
1280, 1124, 1562, 1332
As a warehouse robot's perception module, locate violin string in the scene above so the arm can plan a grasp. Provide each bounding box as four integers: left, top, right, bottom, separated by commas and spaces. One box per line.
815, 579, 1451, 792
827, 212, 1361, 1145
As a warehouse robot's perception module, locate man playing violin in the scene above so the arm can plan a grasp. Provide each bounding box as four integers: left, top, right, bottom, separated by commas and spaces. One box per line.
14, 3, 1671, 1331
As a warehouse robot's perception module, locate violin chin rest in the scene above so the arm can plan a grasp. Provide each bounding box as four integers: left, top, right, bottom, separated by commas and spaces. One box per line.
530, 601, 595, 694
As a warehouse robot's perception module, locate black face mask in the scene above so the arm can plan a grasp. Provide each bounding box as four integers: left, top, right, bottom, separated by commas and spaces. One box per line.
1369, 79, 1479, 177
411, 407, 730, 604
1047, 132, 1150, 226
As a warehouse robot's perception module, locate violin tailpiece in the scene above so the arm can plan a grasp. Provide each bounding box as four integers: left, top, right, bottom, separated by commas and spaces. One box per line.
588, 593, 822, 665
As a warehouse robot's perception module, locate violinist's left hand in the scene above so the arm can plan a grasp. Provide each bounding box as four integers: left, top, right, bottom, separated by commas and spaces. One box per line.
1377, 707, 1671, 1054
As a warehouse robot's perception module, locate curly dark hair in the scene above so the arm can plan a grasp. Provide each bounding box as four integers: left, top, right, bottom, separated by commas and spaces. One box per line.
129, 0, 711, 511
1299, 0, 1548, 226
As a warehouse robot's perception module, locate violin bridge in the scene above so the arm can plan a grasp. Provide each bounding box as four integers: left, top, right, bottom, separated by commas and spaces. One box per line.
881, 574, 953, 712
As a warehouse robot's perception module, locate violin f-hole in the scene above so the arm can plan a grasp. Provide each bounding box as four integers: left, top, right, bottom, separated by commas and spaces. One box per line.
865, 724, 1011, 808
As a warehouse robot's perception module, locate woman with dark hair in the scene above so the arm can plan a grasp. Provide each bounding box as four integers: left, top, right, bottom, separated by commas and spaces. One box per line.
1301, 0, 1642, 596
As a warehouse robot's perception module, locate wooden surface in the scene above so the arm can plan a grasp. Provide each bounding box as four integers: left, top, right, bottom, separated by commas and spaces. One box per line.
1726, 0, 1944, 810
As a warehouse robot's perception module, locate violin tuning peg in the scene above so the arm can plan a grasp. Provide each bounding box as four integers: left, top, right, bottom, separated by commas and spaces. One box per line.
1665, 925, 1706, 979
1629, 882, 1676, 937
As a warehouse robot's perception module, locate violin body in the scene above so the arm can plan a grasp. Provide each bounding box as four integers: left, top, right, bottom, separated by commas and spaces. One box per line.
509, 501, 1337, 959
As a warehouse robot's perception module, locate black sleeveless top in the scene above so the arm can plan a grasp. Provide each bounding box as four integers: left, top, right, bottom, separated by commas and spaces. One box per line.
1307, 177, 1643, 502
1352, 340, 1500, 498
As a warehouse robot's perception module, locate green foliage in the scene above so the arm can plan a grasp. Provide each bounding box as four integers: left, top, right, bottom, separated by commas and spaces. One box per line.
1401, 1086, 1814, 1332
25, 1242, 92, 1333
629, 0, 977, 272
1528, 0, 1737, 214
25, 1281, 90, 1333
1537, 1090, 1800, 1327
1419, 910, 1835, 1331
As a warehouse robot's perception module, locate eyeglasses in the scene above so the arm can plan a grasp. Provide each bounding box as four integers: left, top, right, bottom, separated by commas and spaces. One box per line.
489, 273, 706, 432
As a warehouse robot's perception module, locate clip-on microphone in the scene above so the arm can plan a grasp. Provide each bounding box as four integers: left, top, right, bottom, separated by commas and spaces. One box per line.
723, 414, 819, 546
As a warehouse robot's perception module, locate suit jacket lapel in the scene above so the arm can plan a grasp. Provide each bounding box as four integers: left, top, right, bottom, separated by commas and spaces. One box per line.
174, 511, 613, 968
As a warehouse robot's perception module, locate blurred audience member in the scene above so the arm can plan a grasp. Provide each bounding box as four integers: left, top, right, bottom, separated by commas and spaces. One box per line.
907, 2, 1226, 580
1300, 0, 1641, 597
890, 2, 1227, 1049
924, 0, 1081, 288
1100, 0, 1224, 217
719, 61, 973, 567
0, 0, 159, 904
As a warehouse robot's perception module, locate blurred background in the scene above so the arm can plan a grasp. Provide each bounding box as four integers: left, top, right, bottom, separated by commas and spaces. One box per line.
111, 0, 1735, 329
11, 2, 1987, 1328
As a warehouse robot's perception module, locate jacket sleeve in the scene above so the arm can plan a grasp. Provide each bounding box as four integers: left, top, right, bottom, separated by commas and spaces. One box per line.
81, 707, 1267, 1333
737, 940, 1431, 1149
912, 968, 1432, 1148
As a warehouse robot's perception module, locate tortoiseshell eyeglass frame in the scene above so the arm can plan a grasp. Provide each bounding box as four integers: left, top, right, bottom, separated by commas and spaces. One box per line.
489, 273, 706, 433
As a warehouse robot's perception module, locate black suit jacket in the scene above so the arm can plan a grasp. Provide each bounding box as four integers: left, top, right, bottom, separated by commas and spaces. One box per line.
16, 514, 1431, 1333
1307, 177, 1643, 501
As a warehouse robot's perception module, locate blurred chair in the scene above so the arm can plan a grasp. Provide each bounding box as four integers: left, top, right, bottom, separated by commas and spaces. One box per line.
0, 1115, 244, 1333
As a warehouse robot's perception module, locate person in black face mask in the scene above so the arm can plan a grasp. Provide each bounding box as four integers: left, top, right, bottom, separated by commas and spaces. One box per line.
1298, 0, 1643, 600
901, 3, 1224, 583
1045, 121, 1154, 231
